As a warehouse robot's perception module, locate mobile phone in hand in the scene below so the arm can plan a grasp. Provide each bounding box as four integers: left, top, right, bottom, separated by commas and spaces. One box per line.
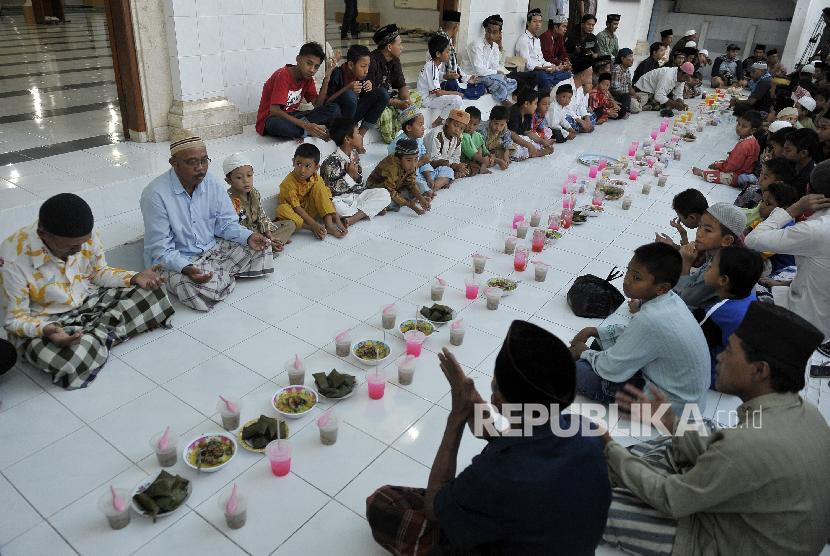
810, 364, 830, 378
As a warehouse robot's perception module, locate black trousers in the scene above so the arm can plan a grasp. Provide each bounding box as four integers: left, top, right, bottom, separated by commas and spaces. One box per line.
612, 92, 631, 118
341, 0, 359, 37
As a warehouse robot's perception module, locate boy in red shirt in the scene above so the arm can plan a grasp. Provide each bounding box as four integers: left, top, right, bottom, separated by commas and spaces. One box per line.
693, 110, 762, 186
256, 42, 341, 140
588, 73, 620, 124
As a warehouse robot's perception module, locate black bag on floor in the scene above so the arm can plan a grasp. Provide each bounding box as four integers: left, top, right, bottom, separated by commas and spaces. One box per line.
567, 267, 625, 318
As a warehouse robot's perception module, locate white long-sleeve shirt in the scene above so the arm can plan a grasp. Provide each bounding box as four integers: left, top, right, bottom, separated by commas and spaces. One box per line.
553, 78, 589, 119
469, 37, 501, 77
545, 100, 573, 131
417, 59, 443, 98
514, 29, 552, 71
745, 207, 830, 339
634, 66, 685, 105
424, 127, 461, 165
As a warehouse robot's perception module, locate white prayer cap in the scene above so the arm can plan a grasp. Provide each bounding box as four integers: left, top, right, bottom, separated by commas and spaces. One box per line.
699, 49, 709, 57
802, 63, 817, 74
222, 153, 254, 176
751, 61, 768, 71
685, 41, 697, 48
768, 120, 792, 133
683, 29, 696, 36
799, 96, 817, 112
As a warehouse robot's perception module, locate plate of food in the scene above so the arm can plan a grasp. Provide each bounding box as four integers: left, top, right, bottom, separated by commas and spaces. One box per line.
272, 385, 318, 419
572, 211, 588, 224
351, 340, 392, 366
419, 303, 455, 327
399, 319, 435, 336
486, 277, 518, 295
313, 368, 357, 399
577, 153, 618, 166
237, 415, 289, 453
131, 471, 191, 522
599, 182, 626, 200
545, 229, 562, 240
183, 433, 237, 473
579, 205, 604, 216
681, 132, 697, 142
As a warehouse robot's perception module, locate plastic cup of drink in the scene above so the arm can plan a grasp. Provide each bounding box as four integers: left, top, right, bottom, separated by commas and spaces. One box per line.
397, 356, 417, 385
673, 149, 682, 161
449, 322, 465, 346
529, 210, 542, 227
98, 489, 131, 530
516, 220, 529, 239
150, 430, 178, 467
548, 214, 560, 231
642, 181, 652, 195
531, 229, 545, 253
484, 287, 503, 310
613, 163, 622, 175
367, 372, 386, 399
219, 490, 247, 529
534, 263, 549, 282
266, 440, 291, 477
216, 398, 241, 431
629, 169, 638, 181
504, 236, 517, 254
285, 359, 306, 386
588, 164, 598, 178
464, 277, 480, 300
627, 147, 636, 157
472, 254, 487, 274
404, 330, 426, 357
512, 212, 525, 229
622, 196, 633, 210
598, 159, 608, 170
317, 413, 340, 445
431, 283, 446, 301
335, 333, 351, 357
514, 247, 528, 271
561, 211, 572, 229
658, 175, 668, 187
381, 306, 398, 330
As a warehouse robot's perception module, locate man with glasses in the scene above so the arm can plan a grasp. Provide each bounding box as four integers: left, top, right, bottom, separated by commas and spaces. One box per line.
140, 129, 273, 312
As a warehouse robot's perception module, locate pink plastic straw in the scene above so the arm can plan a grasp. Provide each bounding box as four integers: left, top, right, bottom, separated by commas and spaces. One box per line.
450, 318, 464, 330
335, 329, 350, 343
110, 485, 126, 512
435, 276, 447, 286
226, 484, 239, 515
157, 425, 171, 451
293, 354, 302, 370
382, 303, 396, 315
219, 395, 238, 413
531, 260, 550, 267
317, 407, 334, 428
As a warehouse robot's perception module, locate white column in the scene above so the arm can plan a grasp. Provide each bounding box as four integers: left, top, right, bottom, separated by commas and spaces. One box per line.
782, 0, 830, 70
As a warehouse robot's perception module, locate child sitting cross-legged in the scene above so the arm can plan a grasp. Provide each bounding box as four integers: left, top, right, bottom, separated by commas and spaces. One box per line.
546, 84, 577, 143
699, 245, 763, 389
460, 107, 495, 175
424, 108, 470, 185
529, 93, 556, 148
734, 156, 796, 211
508, 88, 553, 160
693, 110, 762, 186
588, 73, 620, 124
319, 118, 392, 227
570, 242, 710, 414
417, 34, 464, 128
389, 106, 444, 197
752, 182, 799, 289
224, 154, 295, 255
478, 105, 513, 170
674, 202, 747, 312
655, 187, 708, 249
276, 143, 347, 240
367, 138, 431, 215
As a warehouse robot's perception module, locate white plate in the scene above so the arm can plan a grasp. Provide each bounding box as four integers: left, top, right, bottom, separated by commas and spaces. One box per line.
272, 385, 319, 419
485, 278, 518, 296
131, 474, 192, 519
351, 340, 393, 367
182, 432, 237, 473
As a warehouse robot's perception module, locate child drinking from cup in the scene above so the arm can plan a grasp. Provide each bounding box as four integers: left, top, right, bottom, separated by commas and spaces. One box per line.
655, 188, 708, 249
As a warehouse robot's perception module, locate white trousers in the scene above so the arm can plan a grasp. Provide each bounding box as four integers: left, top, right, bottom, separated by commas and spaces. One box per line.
422, 94, 463, 121
332, 189, 392, 219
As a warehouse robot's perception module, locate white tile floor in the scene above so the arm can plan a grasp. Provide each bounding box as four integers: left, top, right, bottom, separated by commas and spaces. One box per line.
2, 89, 830, 555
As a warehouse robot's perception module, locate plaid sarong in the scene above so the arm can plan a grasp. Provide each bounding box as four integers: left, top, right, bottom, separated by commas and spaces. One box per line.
602, 436, 679, 555
165, 239, 273, 312
378, 91, 423, 144
366, 486, 442, 556
15, 286, 174, 389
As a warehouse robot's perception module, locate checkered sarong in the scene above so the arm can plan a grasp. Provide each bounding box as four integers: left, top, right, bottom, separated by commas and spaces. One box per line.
366, 486, 443, 556
165, 239, 273, 312
378, 91, 423, 144
16, 286, 174, 389
602, 436, 679, 555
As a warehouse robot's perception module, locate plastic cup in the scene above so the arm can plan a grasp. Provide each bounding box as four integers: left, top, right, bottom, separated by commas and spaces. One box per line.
98, 489, 131, 530
285, 359, 305, 386
531, 229, 545, 253
367, 372, 386, 399
629, 169, 638, 181
449, 325, 465, 346
529, 210, 542, 227
512, 212, 525, 229
265, 440, 291, 477
588, 164, 598, 178
472, 254, 487, 274
219, 490, 247, 529
641, 181, 652, 195
658, 175, 668, 187
381, 306, 397, 330
317, 414, 340, 445
216, 398, 241, 431
431, 283, 446, 301
516, 220, 529, 239
335, 335, 351, 357
397, 356, 417, 385
484, 287, 503, 310
534, 264, 549, 282
547, 214, 560, 231
514, 247, 528, 272
404, 330, 426, 357
150, 430, 178, 467
504, 236, 517, 254
673, 149, 682, 161
598, 159, 608, 170
613, 163, 622, 175
465, 277, 480, 300
622, 196, 632, 210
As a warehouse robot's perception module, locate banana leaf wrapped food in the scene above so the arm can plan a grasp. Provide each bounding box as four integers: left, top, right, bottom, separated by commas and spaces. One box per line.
313, 369, 356, 398
241, 415, 289, 449
132, 470, 190, 522
420, 303, 454, 322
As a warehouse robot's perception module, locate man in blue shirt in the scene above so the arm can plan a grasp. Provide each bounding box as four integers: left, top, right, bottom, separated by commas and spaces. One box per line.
367, 320, 611, 555
140, 130, 272, 311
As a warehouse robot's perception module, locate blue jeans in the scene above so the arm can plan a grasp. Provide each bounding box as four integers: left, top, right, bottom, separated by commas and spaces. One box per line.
534, 70, 571, 93
263, 103, 341, 139
477, 74, 518, 103
334, 88, 389, 129
575, 359, 645, 404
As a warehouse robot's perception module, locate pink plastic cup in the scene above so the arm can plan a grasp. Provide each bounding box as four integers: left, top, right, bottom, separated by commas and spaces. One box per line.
265, 440, 291, 477
464, 277, 480, 300
367, 372, 386, 399
588, 164, 598, 178
629, 169, 638, 181
514, 247, 528, 272
404, 330, 426, 357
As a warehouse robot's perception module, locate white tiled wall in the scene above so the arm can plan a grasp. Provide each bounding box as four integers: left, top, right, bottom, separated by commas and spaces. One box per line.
461, 0, 530, 72
164, 0, 306, 116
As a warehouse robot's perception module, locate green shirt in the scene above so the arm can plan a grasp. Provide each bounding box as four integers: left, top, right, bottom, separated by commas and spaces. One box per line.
595, 29, 619, 59
460, 131, 489, 162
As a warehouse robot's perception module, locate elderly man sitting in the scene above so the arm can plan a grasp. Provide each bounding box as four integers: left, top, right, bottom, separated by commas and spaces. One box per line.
601, 302, 830, 555
366, 320, 611, 554
0, 194, 173, 389
140, 130, 272, 312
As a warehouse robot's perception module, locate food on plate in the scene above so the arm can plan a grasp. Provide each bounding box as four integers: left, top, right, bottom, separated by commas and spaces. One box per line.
420, 303, 454, 322
399, 319, 434, 335
188, 436, 234, 469
274, 388, 317, 414
572, 211, 588, 223
486, 277, 518, 292
353, 340, 390, 360
132, 471, 190, 522
240, 415, 289, 450
313, 369, 356, 398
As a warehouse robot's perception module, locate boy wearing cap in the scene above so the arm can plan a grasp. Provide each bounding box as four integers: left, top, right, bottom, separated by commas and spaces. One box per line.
540, 15, 572, 70
515, 8, 570, 92
595, 14, 620, 59
3, 194, 174, 389
389, 105, 447, 195
795, 96, 816, 129
657, 29, 672, 66
602, 302, 830, 556
432, 10, 465, 89
224, 154, 295, 254
469, 15, 518, 106
367, 138, 431, 215
634, 63, 692, 111
711, 44, 744, 88
424, 108, 469, 182
553, 57, 596, 132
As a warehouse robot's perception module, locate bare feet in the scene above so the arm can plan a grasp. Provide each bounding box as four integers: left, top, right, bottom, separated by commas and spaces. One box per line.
480, 166, 492, 175
344, 211, 368, 227
326, 222, 347, 238
692, 167, 703, 177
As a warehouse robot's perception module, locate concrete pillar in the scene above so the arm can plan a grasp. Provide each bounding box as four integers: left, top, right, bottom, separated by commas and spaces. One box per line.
782, 0, 830, 69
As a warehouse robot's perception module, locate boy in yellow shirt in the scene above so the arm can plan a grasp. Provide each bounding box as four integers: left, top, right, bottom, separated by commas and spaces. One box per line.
276, 143, 347, 240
